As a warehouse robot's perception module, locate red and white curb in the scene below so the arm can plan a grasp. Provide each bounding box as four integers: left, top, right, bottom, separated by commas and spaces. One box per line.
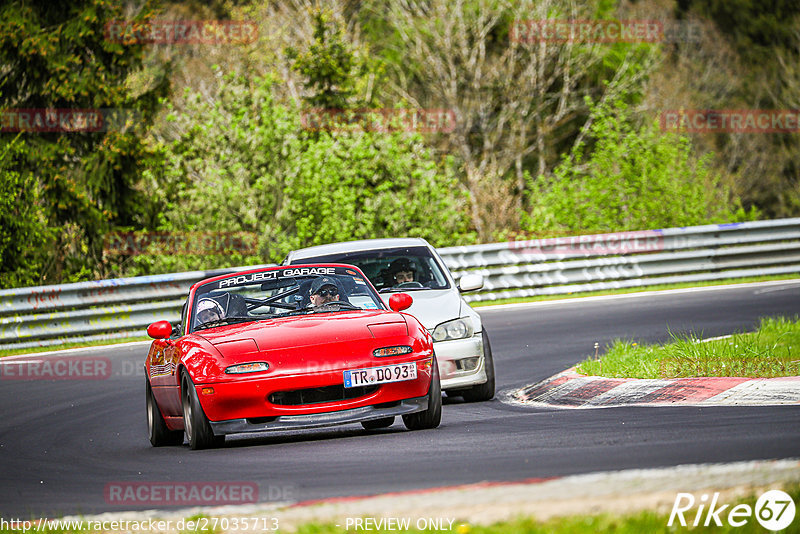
510, 368, 800, 408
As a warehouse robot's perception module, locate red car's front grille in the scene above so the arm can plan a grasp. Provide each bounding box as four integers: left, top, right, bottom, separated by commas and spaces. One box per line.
268, 385, 379, 406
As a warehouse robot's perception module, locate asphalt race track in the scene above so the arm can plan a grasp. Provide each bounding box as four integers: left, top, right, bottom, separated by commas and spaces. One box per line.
1, 281, 799, 518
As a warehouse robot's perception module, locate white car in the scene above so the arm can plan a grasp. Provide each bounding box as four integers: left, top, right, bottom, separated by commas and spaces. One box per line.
284, 238, 495, 401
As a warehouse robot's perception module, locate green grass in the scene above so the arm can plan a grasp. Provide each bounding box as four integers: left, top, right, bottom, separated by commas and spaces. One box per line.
577, 316, 800, 379
291, 485, 800, 533
469, 274, 800, 307
0, 335, 150, 358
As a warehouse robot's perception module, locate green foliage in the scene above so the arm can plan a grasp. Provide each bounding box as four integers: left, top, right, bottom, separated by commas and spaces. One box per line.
3, 0, 797, 288
675, 0, 800, 218
677, 0, 800, 61
0, 0, 169, 285
283, 125, 468, 251
121, 71, 472, 276
0, 137, 54, 289
525, 98, 751, 235
287, 9, 382, 109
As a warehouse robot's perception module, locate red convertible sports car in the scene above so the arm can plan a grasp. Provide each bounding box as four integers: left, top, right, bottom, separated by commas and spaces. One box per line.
145, 264, 441, 449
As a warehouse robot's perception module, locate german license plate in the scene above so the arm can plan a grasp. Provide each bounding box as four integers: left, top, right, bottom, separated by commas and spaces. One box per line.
343, 362, 417, 388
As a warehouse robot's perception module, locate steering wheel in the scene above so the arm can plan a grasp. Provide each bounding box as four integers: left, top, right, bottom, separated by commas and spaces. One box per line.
395, 281, 424, 289
315, 301, 359, 310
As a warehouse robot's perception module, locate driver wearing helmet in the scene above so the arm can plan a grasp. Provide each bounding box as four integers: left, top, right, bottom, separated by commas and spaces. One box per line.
389, 258, 416, 286
196, 298, 225, 325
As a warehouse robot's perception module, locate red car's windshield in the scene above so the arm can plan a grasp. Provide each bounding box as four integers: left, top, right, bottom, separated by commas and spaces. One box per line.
190, 266, 385, 332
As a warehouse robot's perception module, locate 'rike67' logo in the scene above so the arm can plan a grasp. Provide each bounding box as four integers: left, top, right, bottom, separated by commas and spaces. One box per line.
669, 490, 795, 530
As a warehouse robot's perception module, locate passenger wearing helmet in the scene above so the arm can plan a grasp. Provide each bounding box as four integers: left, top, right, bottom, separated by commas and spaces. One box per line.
389, 258, 416, 286
196, 298, 225, 326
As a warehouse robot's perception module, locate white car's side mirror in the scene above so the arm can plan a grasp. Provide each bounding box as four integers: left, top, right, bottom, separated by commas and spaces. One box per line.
458, 273, 484, 292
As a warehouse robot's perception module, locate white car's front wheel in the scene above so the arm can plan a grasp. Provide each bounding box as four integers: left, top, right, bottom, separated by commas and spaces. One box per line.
459, 331, 495, 402
403, 355, 442, 430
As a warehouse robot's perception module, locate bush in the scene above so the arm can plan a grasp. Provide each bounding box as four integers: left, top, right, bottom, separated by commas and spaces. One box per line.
122, 72, 472, 276
0, 137, 54, 289
525, 98, 752, 236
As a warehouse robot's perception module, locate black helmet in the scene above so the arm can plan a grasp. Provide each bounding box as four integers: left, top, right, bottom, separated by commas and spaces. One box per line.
389, 258, 415, 274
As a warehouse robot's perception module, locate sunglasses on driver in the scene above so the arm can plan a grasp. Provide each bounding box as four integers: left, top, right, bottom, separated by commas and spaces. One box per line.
314, 287, 339, 297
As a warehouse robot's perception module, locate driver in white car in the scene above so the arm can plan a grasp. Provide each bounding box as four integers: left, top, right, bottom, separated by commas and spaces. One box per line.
389, 258, 417, 286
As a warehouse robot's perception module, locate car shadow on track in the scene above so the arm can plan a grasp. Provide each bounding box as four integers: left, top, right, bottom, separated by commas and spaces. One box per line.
215, 423, 427, 450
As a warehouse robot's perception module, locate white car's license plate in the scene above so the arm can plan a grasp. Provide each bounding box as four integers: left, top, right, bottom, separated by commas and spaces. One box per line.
343, 362, 417, 388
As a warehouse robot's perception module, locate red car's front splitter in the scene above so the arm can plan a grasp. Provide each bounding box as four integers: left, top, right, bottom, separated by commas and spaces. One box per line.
208, 395, 428, 435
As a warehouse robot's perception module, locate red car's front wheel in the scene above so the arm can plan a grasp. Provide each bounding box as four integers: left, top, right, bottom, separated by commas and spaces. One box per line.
181, 371, 224, 450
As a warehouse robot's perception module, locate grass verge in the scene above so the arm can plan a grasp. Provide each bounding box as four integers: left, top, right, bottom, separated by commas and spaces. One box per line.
577, 316, 800, 379
469, 274, 800, 307
291, 484, 799, 533
0, 336, 150, 358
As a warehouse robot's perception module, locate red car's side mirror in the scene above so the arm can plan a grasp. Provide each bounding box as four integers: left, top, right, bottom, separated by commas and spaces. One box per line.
147, 320, 173, 340
389, 293, 413, 312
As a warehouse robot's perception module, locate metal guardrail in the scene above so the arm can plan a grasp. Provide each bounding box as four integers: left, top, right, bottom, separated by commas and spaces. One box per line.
440, 219, 800, 302
0, 266, 270, 350
1, 219, 799, 350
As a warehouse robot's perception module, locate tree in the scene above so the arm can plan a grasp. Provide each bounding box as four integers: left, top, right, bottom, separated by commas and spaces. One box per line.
381, 0, 658, 240
671, 0, 800, 217
121, 71, 472, 276
0, 137, 54, 289
287, 9, 381, 109
525, 98, 750, 235
0, 0, 169, 285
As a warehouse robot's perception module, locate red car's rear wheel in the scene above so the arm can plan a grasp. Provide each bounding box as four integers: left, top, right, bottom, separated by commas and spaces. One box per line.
146, 380, 183, 447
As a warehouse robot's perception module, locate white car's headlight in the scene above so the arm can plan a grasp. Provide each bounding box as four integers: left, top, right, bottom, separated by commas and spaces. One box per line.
432, 318, 474, 342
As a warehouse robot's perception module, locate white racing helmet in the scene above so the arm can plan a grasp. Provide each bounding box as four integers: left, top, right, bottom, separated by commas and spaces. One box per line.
196, 298, 224, 324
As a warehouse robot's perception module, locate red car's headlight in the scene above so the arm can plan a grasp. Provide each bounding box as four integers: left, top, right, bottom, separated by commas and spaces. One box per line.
224, 362, 270, 374
373, 345, 413, 357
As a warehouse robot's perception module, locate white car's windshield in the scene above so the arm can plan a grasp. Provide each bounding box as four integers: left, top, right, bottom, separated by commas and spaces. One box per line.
290, 246, 450, 292
190, 266, 384, 332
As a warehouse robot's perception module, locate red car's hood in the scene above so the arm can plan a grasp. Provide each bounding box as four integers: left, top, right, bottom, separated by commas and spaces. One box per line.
194, 310, 408, 352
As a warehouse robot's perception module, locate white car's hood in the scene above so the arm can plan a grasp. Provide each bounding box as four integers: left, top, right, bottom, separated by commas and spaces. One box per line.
379, 289, 461, 330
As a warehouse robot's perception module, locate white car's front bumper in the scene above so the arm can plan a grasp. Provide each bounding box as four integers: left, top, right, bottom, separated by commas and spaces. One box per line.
434, 333, 487, 390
